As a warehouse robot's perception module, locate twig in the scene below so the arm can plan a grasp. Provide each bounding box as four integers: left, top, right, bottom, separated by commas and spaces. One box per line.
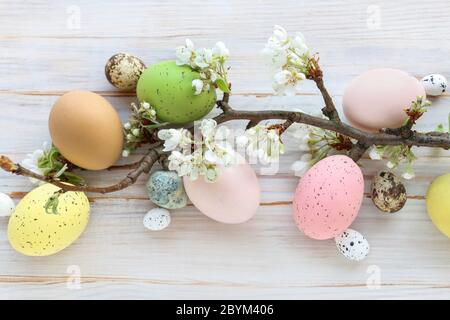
1, 148, 163, 194
308, 57, 340, 122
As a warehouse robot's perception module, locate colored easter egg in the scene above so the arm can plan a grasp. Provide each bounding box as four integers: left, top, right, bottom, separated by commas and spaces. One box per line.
49, 91, 124, 170
8, 183, 90, 256
136, 60, 216, 124
183, 158, 260, 224
292, 155, 364, 240
343, 68, 426, 132
426, 173, 450, 238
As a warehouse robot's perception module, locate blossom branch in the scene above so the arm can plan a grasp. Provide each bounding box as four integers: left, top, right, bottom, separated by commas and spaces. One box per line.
211, 102, 450, 152
0, 148, 163, 194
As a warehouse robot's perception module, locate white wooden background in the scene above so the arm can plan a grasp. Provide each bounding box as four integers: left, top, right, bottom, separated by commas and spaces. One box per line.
1, 0, 450, 300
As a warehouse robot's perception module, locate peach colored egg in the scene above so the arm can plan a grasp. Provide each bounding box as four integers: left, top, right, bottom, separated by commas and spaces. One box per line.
292, 155, 364, 240
49, 91, 123, 170
183, 159, 260, 224
343, 68, 426, 132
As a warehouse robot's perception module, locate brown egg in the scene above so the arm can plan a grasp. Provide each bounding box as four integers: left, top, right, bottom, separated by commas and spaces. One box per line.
49, 91, 123, 170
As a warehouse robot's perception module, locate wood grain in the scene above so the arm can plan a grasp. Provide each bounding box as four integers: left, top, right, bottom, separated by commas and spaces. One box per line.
0, 0, 449, 299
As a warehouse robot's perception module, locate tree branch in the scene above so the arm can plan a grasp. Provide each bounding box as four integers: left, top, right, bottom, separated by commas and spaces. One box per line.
1, 62, 449, 195
0, 148, 163, 194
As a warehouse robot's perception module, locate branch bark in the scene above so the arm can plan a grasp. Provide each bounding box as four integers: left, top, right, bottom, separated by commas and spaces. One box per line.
1, 148, 163, 194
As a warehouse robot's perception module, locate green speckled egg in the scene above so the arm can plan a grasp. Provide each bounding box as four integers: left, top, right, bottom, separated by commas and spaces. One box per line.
7, 184, 90, 256
136, 60, 216, 124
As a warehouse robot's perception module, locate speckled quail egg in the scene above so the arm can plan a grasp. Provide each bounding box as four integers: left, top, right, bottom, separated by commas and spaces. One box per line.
335, 228, 370, 261
143, 208, 171, 231
371, 171, 407, 213
0, 192, 15, 217
147, 170, 187, 209
105, 53, 146, 91
421, 74, 447, 96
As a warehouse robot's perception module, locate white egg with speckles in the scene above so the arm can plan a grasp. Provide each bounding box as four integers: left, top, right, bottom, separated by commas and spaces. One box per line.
421, 74, 447, 96
143, 208, 171, 231
0, 192, 15, 217
335, 228, 370, 261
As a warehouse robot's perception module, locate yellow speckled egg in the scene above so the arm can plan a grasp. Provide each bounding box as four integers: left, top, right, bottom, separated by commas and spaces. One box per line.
8, 184, 90, 256
426, 173, 450, 238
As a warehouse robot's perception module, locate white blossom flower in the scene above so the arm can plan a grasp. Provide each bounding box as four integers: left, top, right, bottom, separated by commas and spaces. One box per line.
194, 48, 213, 69
168, 151, 192, 176
126, 133, 134, 141
124, 122, 131, 130
386, 161, 395, 169
192, 79, 204, 95
272, 69, 306, 95
242, 125, 284, 163
273, 25, 288, 42
298, 133, 311, 152
132, 128, 140, 136
369, 147, 383, 160
291, 153, 312, 176
158, 128, 192, 152
204, 149, 218, 164
200, 119, 217, 138
162, 119, 238, 182
212, 41, 230, 59
291, 32, 309, 56
262, 25, 311, 95
402, 171, 415, 180
21, 141, 51, 185
175, 38, 195, 66
122, 150, 130, 158
175, 39, 230, 94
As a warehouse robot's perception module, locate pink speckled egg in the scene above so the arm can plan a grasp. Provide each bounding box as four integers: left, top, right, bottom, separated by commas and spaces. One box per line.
292, 155, 364, 240
343, 68, 426, 132
183, 158, 260, 224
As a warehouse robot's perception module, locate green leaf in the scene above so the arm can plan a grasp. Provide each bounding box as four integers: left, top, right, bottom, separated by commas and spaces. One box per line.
215, 78, 230, 93
436, 123, 445, 133
62, 172, 86, 186
45, 191, 62, 215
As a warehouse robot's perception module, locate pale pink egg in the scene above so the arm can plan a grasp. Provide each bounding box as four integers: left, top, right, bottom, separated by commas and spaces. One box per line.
183, 158, 260, 224
292, 155, 364, 240
343, 68, 426, 132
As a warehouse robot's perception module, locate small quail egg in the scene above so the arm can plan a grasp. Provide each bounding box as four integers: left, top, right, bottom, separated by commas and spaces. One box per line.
421, 74, 447, 96
335, 229, 370, 261
105, 53, 146, 91
0, 192, 15, 217
143, 208, 171, 231
371, 171, 407, 213
147, 170, 187, 209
